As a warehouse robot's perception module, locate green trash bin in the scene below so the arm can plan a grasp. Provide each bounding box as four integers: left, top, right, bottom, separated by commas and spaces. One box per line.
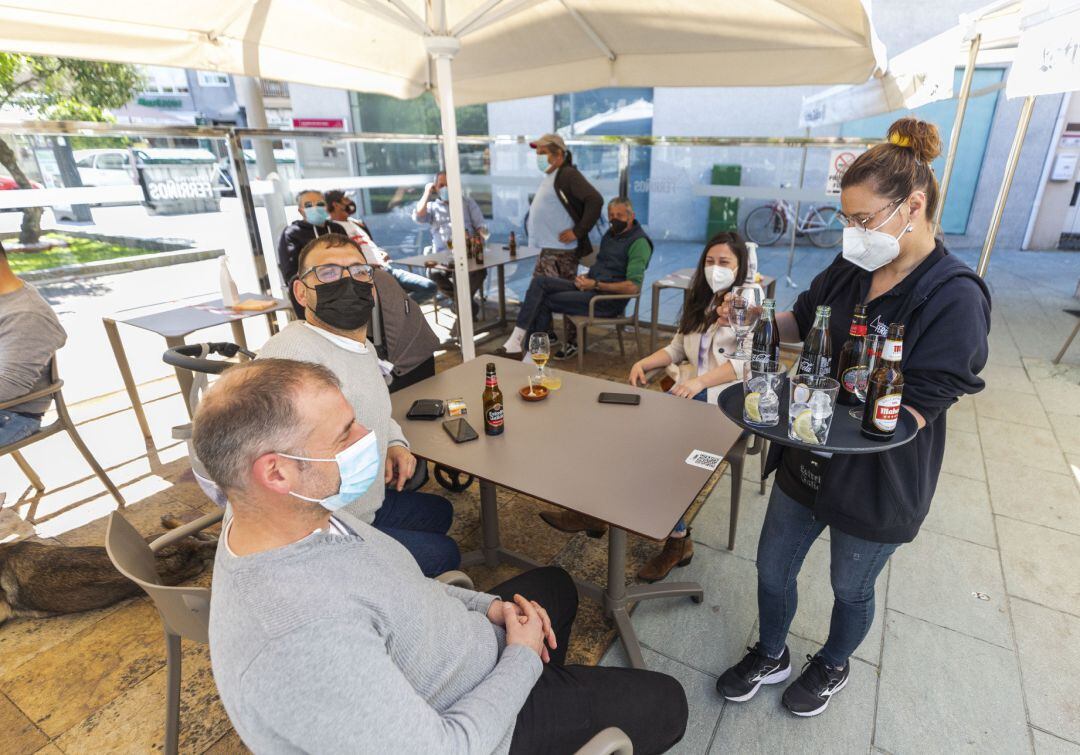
705, 164, 741, 238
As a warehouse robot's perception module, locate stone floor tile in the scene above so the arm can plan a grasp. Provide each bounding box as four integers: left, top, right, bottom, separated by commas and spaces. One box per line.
942, 429, 986, 481
0, 599, 165, 737
601, 643, 722, 755
497, 496, 576, 564
979, 417, 1068, 475
0, 599, 131, 672
975, 389, 1051, 429
1032, 729, 1080, 754
888, 529, 1012, 648
629, 545, 758, 675
203, 728, 250, 754
998, 516, 1080, 616
1012, 599, 1080, 745
0, 692, 48, 755
1049, 412, 1080, 455
987, 462, 1080, 535
0, 508, 37, 544
32, 745, 64, 755
53, 488, 200, 547
710, 634, 877, 754
981, 364, 1037, 394
949, 397, 979, 433
875, 611, 1029, 753
1032, 378, 1080, 418
922, 472, 997, 547
55, 640, 230, 755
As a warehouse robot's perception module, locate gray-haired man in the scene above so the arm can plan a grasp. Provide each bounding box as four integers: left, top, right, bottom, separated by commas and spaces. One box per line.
195, 358, 687, 753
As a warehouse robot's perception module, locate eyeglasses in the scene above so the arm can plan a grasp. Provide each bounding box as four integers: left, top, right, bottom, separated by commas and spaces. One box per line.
300, 263, 374, 285
835, 199, 902, 230
301, 200, 327, 209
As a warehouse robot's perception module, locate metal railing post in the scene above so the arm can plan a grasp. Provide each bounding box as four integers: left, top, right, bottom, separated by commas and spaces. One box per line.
784, 133, 811, 288
936, 33, 982, 229
225, 129, 272, 296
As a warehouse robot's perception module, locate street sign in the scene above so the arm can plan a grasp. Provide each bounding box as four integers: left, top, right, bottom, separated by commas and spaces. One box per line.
826, 148, 863, 195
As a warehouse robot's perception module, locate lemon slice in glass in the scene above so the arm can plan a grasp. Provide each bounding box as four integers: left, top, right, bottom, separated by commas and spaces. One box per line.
744, 392, 762, 422
792, 409, 819, 444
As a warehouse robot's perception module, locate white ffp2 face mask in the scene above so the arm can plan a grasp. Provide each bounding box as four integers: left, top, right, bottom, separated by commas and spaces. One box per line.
842, 202, 910, 271
706, 265, 736, 293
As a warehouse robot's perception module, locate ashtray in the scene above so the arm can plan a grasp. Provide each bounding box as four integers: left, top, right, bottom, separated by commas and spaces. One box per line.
519, 385, 549, 401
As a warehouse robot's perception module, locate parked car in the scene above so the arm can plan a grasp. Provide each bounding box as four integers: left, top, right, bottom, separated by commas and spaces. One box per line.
0, 176, 43, 190
73, 149, 137, 187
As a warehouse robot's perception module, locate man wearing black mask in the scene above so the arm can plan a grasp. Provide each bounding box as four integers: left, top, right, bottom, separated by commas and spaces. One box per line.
497, 197, 652, 361
258, 234, 459, 577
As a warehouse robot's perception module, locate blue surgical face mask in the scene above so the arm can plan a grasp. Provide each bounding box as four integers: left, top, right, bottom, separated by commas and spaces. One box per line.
281, 431, 380, 512
304, 205, 329, 226
437, 187, 449, 202
536, 153, 550, 173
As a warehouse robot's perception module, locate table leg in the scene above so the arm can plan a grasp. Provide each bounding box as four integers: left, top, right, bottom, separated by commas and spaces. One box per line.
164, 336, 195, 418
229, 320, 249, 350
649, 284, 660, 353
605, 526, 704, 670
460, 479, 544, 571
103, 318, 153, 443
497, 265, 507, 327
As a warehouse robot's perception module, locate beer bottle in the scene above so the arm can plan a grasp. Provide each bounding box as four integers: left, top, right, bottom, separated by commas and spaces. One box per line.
475, 233, 485, 265
798, 305, 832, 377
508, 231, 517, 257
751, 299, 779, 368
835, 303, 868, 406
861, 322, 904, 441
482, 362, 505, 436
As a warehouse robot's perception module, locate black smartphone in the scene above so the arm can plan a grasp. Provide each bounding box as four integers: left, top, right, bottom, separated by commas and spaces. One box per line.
443, 418, 479, 443
407, 399, 445, 420
598, 392, 641, 406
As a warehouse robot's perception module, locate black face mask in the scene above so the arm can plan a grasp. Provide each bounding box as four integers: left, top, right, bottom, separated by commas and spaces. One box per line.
609, 218, 628, 235
345, 202, 357, 215
310, 277, 375, 331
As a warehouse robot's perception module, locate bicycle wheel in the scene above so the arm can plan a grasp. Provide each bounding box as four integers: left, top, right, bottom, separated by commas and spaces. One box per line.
743, 205, 786, 246
806, 206, 844, 248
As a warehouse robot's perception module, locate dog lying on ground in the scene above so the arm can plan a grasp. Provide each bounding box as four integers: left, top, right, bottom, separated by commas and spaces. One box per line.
0, 515, 217, 626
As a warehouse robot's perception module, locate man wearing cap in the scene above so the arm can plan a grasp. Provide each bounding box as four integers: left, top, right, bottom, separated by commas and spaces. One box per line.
527, 134, 603, 283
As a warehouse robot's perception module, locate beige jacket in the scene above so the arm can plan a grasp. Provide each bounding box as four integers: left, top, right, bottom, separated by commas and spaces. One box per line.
662, 323, 746, 403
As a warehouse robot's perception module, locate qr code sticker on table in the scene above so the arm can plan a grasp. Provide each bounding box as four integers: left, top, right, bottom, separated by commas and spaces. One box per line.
685, 450, 722, 471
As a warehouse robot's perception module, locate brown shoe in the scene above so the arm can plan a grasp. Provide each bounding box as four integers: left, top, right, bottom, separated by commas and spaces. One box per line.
637, 532, 694, 583
539, 510, 608, 538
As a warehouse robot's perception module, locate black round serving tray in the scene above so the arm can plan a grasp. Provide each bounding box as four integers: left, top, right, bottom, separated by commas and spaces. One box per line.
718, 382, 918, 454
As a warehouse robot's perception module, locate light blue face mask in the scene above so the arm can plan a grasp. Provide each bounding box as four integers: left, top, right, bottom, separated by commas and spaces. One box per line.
536, 153, 550, 173
304, 205, 329, 226
281, 431, 380, 512
437, 186, 449, 202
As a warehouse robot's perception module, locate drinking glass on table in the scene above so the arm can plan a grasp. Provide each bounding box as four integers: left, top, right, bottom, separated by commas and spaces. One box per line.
848, 333, 886, 419
788, 375, 840, 446
743, 360, 784, 427
729, 285, 762, 359
528, 333, 550, 385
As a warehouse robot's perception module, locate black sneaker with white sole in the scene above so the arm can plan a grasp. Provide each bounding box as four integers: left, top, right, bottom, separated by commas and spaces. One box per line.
781, 654, 850, 717
552, 343, 578, 361
716, 644, 791, 702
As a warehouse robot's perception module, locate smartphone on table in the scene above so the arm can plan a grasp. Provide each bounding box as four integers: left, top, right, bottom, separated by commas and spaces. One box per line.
443, 417, 479, 443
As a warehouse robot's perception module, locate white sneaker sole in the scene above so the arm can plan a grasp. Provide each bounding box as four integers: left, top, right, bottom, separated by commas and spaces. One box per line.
722, 663, 792, 702
788, 673, 850, 717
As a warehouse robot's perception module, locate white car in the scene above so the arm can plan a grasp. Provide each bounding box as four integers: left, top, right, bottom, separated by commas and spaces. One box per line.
73, 149, 137, 187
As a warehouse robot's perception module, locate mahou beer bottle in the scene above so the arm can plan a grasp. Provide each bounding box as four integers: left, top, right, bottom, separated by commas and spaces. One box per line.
835, 303, 868, 406
508, 231, 517, 257
482, 362, 505, 435
798, 305, 832, 377
751, 299, 780, 368
475, 234, 485, 264
861, 323, 904, 441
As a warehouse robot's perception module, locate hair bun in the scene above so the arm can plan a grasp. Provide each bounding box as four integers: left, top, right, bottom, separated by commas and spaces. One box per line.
887, 117, 942, 163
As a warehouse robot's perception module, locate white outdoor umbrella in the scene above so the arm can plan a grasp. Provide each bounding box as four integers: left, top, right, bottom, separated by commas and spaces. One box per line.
0, 0, 887, 359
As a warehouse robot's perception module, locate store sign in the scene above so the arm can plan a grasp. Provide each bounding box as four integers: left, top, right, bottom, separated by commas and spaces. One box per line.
142, 174, 214, 202
826, 149, 864, 196
292, 117, 345, 129
1006, 1, 1080, 98
137, 96, 184, 109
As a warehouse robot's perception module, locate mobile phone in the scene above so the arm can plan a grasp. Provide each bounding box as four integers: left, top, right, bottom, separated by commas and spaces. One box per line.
598, 392, 641, 406
443, 417, 479, 443
406, 399, 445, 420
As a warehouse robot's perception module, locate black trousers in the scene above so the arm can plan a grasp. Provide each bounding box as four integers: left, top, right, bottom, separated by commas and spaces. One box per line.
491, 567, 688, 755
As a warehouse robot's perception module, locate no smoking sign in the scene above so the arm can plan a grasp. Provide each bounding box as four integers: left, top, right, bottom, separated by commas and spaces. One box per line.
826, 148, 864, 196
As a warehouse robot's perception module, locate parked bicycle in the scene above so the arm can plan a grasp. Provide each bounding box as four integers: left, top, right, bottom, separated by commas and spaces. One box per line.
743, 194, 844, 248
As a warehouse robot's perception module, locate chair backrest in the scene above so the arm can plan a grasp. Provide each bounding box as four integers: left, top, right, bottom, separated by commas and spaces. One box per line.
105, 512, 211, 643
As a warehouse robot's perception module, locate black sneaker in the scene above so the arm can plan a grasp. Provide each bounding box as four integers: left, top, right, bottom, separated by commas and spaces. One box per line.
716, 644, 791, 702
781, 655, 850, 717
553, 343, 578, 361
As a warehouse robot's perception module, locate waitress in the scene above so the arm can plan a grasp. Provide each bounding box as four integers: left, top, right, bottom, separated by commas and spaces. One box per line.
715, 117, 990, 717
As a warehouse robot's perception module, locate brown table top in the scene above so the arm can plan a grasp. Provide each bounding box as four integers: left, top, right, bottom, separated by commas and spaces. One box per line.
395, 244, 542, 273
655, 270, 776, 292
390, 356, 744, 540
110, 294, 289, 338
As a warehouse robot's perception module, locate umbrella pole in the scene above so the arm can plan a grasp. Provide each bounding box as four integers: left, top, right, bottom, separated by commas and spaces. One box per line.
427, 36, 477, 361
936, 34, 981, 229
784, 132, 810, 288
977, 95, 1035, 278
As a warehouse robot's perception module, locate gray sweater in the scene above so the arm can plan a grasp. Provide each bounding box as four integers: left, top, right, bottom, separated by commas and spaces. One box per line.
209, 511, 542, 753
258, 322, 407, 523
0, 282, 67, 415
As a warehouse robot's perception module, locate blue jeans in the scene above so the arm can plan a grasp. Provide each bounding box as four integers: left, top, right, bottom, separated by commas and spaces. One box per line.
757, 485, 898, 667
669, 389, 710, 535
515, 276, 625, 342
388, 265, 438, 303
0, 410, 41, 446
373, 489, 460, 576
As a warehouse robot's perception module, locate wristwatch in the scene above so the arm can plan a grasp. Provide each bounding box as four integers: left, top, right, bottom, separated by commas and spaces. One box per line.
593, 279, 601, 292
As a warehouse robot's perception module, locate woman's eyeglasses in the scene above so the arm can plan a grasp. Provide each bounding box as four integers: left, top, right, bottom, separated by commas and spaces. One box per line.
300, 263, 374, 285
835, 199, 902, 230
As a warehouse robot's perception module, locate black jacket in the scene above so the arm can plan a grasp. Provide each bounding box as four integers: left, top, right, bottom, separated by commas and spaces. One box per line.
764, 247, 991, 543
276, 220, 349, 285
552, 157, 603, 258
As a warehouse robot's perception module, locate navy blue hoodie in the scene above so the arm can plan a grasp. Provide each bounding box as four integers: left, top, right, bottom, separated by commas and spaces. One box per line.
764, 244, 991, 543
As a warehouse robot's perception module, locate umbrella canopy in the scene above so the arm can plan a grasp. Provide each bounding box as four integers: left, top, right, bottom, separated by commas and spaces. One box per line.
0, 0, 884, 104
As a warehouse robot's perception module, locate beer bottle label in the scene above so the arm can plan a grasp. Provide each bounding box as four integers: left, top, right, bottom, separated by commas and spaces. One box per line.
842, 366, 865, 394
486, 403, 504, 428
882, 338, 903, 362
872, 393, 902, 432
849, 323, 867, 337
